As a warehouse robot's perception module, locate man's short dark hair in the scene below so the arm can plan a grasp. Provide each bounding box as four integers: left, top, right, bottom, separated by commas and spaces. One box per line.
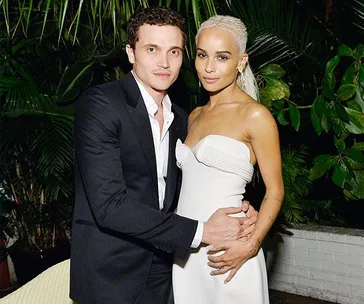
127, 6, 187, 49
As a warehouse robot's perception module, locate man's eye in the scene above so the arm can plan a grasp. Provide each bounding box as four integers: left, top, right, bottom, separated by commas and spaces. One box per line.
147, 47, 156, 52
218, 55, 228, 60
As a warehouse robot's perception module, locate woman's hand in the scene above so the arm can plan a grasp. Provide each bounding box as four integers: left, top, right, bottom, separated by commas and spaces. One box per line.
207, 238, 260, 283
241, 200, 258, 238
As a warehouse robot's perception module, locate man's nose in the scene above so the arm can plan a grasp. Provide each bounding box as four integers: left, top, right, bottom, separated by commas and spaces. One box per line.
157, 53, 170, 68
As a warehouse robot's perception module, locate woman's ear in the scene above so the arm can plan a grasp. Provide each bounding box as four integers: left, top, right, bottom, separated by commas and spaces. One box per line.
237, 53, 249, 72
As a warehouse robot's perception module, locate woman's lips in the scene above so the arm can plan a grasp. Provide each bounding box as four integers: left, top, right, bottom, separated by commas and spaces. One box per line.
203, 77, 219, 84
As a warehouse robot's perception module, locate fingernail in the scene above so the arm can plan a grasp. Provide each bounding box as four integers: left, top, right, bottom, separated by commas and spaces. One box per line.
206, 245, 211, 252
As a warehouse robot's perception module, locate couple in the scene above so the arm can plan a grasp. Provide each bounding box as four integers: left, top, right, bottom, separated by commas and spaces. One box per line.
70, 6, 283, 304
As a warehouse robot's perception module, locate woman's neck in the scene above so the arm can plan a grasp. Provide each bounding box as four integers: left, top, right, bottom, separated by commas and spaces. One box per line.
208, 83, 240, 108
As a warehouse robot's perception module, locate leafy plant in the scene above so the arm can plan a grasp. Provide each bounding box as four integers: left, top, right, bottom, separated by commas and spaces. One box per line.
309, 44, 364, 199
301, 199, 345, 227
256, 64, 302, 131
279, 147, 310, 224
0, 115, 74, 252
1, 0, 363, 240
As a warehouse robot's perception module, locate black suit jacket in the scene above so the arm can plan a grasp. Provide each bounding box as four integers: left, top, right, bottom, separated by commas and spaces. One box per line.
70, 72, 198, 304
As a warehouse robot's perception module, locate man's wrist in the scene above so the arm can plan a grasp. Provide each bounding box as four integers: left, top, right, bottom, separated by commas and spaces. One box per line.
191, 221, 203, 248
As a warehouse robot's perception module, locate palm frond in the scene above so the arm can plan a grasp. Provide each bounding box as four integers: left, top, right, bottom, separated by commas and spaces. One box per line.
1, 0, 221, 46
225, 0, 325, 69
0, 115, 74, 201
0, 69, 52, 113
353, 0, 364, 34
280, 146, 312, 224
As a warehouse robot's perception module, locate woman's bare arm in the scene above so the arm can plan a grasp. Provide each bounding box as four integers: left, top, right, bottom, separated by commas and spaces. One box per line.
207, 104, 284, 283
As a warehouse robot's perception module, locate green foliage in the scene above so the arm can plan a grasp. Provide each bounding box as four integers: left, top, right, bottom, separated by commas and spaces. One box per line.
280, 147, 310, 224
257, 64, 302, 131
0, 0, 220, 105
0, 115, 74, 251
301, 199, 345, 227
226, 0, 325, 69
309, 44, 364, 200
1, 0, 363, 237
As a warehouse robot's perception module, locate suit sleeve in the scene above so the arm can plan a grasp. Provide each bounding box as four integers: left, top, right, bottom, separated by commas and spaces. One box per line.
74, 86, 197, 259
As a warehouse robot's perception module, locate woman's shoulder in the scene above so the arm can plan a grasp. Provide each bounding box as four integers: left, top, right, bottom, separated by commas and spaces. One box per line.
239, 101, 278, 138
237, 100, 273, 121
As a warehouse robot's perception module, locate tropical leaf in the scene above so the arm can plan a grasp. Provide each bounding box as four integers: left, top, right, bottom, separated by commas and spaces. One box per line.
352, 1, 364, 39
337, 44, 353, 57
56, 60, 95, 103
226, 0, 327, 71
0, 69, 52, 113
337, 84, 356, 101
322, 55, 339, 100
259, 64, 286, 79
280, 147, 312, 224
310, 154, 335, 179
288, 104, 300, 131
310, 105, 323, 135
332, 165, 348, 187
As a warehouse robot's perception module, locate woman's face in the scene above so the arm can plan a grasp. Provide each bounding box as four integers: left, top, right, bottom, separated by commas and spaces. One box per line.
195, 27, 243, 93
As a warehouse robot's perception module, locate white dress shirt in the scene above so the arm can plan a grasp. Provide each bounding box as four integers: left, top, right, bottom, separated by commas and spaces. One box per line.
132, 72, 203, 248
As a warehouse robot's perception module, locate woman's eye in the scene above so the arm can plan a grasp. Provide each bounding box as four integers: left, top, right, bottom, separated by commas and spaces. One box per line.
218, 55, 228, 60
197, 53, 206, 58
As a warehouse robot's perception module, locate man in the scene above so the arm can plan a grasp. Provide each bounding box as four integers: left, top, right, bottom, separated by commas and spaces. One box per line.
70, 7, 256, 304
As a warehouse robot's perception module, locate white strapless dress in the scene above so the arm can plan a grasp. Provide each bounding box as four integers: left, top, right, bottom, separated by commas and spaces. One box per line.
172, 135, 269, 304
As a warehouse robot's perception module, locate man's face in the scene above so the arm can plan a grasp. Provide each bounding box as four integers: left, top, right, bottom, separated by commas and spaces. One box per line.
126, 24, 184, 100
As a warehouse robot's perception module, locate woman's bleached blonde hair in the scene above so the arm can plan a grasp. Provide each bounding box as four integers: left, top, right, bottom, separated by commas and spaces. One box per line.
196, 15, 258, 100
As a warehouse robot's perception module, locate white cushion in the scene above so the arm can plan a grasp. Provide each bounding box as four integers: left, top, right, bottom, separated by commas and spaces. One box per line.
0, 259, 73, 304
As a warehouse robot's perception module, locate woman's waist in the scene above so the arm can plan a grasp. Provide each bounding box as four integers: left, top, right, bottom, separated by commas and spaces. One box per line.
178, 189, 245, 205
176, 195, 246, 221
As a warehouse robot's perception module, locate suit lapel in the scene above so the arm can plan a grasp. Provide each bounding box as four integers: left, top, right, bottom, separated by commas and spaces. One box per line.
121, 73, 158, 192
162, 107, 182, 212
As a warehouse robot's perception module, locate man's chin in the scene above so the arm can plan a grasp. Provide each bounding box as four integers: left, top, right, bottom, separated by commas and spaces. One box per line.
152, 83, 174, 93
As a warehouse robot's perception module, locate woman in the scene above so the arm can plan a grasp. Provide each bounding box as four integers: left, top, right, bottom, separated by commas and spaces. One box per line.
172, 15, 284, 303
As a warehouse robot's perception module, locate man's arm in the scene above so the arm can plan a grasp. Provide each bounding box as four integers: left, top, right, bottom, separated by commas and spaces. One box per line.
75, 86, 197, 259
75, 86, 245, 259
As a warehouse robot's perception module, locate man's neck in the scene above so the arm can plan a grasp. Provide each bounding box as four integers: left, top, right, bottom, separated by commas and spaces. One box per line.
132, 70, 166, 106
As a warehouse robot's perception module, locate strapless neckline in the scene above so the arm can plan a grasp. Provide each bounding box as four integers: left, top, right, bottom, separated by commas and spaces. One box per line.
180, 134, 253, 166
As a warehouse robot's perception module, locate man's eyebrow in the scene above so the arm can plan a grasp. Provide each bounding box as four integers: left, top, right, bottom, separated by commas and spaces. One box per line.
143, 44, 184, 51
196, 47, 232, 55
143, 43, 159, 48
171, 46, 184, 51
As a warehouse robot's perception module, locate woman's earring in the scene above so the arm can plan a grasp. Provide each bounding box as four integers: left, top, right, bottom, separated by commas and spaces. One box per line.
237, 70, 246, 90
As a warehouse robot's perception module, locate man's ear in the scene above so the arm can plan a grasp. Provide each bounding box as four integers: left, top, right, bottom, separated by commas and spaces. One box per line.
237, 53, 249, 72
126, 44, 135, 64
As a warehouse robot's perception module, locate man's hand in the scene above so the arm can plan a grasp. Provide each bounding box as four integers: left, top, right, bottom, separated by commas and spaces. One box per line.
241, 200, 258, 238
202, 207, 246, 244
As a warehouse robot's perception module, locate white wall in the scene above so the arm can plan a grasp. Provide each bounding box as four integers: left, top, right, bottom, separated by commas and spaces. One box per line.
266, 224, 364, 304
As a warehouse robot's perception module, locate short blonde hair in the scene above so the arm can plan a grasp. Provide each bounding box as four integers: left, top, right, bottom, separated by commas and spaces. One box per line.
196, 15, 248, 56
